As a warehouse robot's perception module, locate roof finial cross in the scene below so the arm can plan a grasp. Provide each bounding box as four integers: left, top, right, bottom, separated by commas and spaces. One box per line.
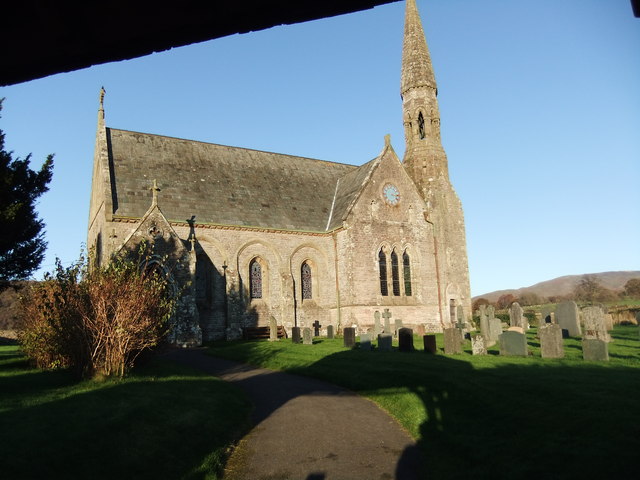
150, 179, 160, 206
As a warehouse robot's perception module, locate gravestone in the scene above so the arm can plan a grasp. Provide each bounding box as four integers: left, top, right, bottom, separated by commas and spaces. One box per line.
382, 308, 392, 334
507, 326, 524, 334
378, 333, 393, 351
540, 306, 553, 326
326, 324, 334, 339
582, 306, 610, 342
604, 314, 614, 332
343, 327, 356, 348
539, 324, 564, 359
443, 328, 462, 354
373, 311, 382, 339
398, 328, 414, 352
582, 338, 609, 362
555, 301, 581, 337
303, 327, 313, 345
478, 304, 489, 341
423, 335, 437, 354
292, 326, 301, 344
509, 302, 526, 330
359, 333, 372, 351
471, 335, 487, 355
312, 320, 322, 337
416, 324, 426, 336
487, 305, 501, 345
269, 316, 278, 342
394, 318, 403, 337
499, 331, 527, 356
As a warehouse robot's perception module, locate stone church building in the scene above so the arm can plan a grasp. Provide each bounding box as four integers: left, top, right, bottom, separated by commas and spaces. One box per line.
87, 0, 471, 346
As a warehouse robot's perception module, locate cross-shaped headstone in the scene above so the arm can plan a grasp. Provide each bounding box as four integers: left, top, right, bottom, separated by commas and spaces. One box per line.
312, 320, 322, 337
382, 309, 392, 334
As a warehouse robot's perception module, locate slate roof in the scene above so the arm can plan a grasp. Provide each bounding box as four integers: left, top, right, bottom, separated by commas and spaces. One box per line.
107, 128, 379, 232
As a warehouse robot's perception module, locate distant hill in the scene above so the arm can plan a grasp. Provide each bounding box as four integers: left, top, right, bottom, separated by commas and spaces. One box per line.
474, 271, 640, 303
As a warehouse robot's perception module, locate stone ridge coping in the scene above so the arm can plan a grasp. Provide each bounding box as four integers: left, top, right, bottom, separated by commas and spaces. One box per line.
111, 215, 344, 237
108, 127, 360, 169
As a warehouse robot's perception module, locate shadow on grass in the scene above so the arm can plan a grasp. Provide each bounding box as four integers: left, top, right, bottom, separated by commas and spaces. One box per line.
0, 356, 250, 480
204, 329, 640, 479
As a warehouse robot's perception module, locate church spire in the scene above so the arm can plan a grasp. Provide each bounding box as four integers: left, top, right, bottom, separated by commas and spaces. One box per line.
401, 0, 446, 184
401, 0, 437, 96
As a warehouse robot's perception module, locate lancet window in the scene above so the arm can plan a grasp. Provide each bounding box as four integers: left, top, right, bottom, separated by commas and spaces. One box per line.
378, 249, 388, 296
403, 251, 412, 296
250, 259, 262, 299
418, 112, 426, 139
301, 262, 312, 300
391, 250, 401, 296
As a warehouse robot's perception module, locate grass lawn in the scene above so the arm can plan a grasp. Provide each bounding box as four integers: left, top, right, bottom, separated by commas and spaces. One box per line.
0, 345, 251, 480
207, 325, 640, 479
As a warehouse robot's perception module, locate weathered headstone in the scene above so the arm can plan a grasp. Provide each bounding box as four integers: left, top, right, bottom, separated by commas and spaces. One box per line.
343, 327, 356, 348
582, 306, 610, 342
604, 314, 614, 332
416, 324, 426, 336
292, 326, 301, 344
423, 335, 437, 354
499, 331, 527, 356
378, 333, 393, 351
471, 335, 487, 355
540, 306, 553, 326
555, 301, 581, 337
479, 304, 489, 341
373, 311, 382, 339
488, 318, 502, 345
509, 302, 526, 330
443, 328, 462, 354
326, 324, 334, 339
398, 328, 414, 352
539, 324, 564, 359
394, 318, 403, 337
507, 326, 524, 334
359, 333, 372, 351
303, 327, 313, 345
382, 308, 392, 334
312, 320, 322, 337
269, 316, 278, 342
487, 305, 501, 345
582, 338, 609, 361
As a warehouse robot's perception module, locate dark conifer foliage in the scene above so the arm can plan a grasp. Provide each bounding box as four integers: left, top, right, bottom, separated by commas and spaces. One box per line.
0, 100, 54, 281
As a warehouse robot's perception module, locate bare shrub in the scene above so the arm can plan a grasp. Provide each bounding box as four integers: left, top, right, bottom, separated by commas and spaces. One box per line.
18, 248, 176, 378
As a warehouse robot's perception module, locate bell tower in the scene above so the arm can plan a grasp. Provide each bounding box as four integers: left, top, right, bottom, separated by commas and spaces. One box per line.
401, 0, 471, 324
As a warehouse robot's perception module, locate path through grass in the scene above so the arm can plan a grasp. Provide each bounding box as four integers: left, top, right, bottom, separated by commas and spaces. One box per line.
0, 345, 251, 479
208, 325, 640, 479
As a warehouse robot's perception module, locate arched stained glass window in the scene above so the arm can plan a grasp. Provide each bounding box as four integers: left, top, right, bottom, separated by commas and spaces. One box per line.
301, 262, 312, 300
391, 250, 401, 296
250, 259, 262, 299
403, 251, 412, 296
418, 112, 426, 139
378, 249, 388, 296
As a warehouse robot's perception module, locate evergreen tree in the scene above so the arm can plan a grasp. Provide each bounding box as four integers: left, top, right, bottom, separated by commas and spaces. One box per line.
0, 100, 54, 281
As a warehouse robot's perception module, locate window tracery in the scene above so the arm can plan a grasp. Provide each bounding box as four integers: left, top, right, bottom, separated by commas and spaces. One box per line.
378, 249, 388, 296
391, 250, 401, 296
250, 259, 262, 299
301, 262, 312, 300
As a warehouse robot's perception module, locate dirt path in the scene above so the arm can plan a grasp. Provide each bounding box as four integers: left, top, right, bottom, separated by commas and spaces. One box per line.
166, 348, 423, 480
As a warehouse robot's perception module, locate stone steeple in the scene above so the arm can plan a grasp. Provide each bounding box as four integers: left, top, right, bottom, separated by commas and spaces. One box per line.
401, 0, 447, 190
400, 0, 472, 326
401, 0, 437, 95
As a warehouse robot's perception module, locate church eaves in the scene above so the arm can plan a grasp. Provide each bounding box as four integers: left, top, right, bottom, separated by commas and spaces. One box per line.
106, 128, 363, 232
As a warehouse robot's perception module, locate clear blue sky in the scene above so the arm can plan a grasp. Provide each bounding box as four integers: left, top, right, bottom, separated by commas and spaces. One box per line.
1, 0, 639, 297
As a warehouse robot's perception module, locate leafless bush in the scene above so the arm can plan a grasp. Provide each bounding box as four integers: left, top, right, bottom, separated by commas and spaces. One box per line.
18, 248, 175, 378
